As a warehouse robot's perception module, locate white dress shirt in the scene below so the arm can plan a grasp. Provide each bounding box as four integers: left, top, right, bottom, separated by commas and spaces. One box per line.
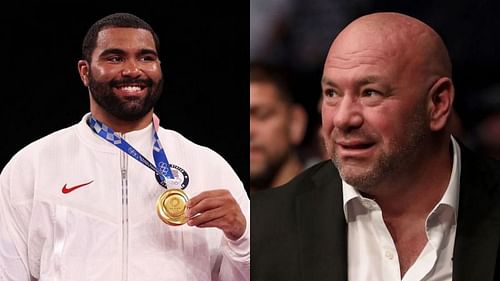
343, 136, 461, 281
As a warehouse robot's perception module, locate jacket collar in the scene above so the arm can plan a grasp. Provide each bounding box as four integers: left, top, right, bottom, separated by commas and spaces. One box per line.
76, 112, 154, 153
296, 161, 348, 281
294, 141, 500, 281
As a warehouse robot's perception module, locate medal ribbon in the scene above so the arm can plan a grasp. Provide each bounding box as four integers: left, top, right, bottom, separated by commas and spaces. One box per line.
87, 114, 174, 187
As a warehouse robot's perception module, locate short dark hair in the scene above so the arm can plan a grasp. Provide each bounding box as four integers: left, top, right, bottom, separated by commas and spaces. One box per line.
81, 12, 160, 62
250, 61, 294, 104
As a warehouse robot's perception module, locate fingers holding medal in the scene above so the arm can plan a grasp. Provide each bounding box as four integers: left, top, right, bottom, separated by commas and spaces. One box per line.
185, 189, 246, 241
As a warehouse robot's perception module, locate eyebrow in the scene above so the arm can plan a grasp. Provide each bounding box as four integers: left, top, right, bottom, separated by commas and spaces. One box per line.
321, 75, 382, 88
358, 75, 381, 84
98, 48, 158, 58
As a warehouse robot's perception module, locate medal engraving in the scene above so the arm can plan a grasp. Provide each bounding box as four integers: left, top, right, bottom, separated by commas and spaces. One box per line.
156, 189, 189, 225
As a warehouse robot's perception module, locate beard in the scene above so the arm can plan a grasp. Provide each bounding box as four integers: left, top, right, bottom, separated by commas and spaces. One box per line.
88, 71, 163, 121
250, 146, 289, 190
330, 101, 429, 192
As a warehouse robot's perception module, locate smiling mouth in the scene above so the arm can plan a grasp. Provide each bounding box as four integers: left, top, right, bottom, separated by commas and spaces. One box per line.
111, 78, 152, 92
339, 143, 374, 149
116, 85, 145, 92
335, 141, 376, 158
112, 83, 149, 97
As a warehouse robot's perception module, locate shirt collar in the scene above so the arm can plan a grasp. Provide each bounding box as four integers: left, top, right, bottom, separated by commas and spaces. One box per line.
342, 135, 461, 222
77, 112, 155, 153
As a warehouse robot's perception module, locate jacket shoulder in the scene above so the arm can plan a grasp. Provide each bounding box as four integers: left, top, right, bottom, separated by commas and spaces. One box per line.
252, 160, 334, 202
250, 160, 340, 281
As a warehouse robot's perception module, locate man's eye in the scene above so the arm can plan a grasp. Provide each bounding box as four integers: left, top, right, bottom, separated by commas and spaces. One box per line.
140, 55, 157, 62
363, 90, 380, 97
107, 56, 124, 63
324, 89, 337, 98
360, 89, 385, 106
255, 109, 272, 120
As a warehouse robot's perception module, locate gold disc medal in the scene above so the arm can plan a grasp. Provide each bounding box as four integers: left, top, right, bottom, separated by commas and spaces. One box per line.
156, 188, 189, 226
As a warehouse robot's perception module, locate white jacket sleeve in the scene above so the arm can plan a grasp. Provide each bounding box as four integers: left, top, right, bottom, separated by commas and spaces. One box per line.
218, 189, 250, 281
0, 160, 33, 281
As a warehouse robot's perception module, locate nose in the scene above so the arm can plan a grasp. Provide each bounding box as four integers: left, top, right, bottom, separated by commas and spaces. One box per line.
332, 97, 363, 131
121, 59, 142, 77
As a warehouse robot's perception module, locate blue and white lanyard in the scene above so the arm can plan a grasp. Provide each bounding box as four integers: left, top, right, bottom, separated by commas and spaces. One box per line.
87, 115, 173, 188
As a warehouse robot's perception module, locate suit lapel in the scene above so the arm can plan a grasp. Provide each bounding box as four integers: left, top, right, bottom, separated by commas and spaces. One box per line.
453, 147, 500, 281
291, 144, 500, 281
296, 161, 348, 281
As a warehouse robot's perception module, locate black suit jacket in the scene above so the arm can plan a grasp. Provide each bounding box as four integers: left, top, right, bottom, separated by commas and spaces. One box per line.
251, 145, 500, 281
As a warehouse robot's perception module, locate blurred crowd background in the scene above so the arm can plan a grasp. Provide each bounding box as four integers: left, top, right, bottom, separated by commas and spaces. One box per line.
251, 0, 500, 172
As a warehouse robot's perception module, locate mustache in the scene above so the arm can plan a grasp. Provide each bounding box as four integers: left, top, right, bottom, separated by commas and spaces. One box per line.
110, 78, 153, 88
250, 140, 267, 152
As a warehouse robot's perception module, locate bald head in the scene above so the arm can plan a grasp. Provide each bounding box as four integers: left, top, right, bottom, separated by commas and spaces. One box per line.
326, 12, 451, 79
321, 12, 456, 194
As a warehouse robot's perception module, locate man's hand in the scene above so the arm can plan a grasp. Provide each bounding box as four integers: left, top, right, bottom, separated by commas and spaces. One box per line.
186, 189, 246, 241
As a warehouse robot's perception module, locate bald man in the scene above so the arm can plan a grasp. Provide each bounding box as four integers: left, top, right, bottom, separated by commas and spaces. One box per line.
251, 12, 500, 281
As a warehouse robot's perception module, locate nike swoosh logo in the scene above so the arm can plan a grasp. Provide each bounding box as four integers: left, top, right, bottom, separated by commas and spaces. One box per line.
61, 180, 94, 194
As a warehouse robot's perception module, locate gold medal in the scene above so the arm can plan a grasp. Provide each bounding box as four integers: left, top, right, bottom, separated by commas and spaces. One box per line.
156, 188, 189, 226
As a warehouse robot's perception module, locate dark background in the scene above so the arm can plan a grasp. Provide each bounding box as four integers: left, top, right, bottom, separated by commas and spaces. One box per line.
0, 2, 249, 191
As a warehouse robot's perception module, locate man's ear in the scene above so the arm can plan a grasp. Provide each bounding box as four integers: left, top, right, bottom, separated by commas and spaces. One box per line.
427, 77, 454, 132
78, 60, 90, 87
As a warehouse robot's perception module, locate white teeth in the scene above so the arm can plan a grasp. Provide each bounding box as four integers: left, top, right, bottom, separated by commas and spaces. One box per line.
120, 86, 141, 92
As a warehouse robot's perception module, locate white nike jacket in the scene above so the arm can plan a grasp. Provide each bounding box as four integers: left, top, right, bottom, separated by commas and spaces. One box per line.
0, 113, 250, 281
